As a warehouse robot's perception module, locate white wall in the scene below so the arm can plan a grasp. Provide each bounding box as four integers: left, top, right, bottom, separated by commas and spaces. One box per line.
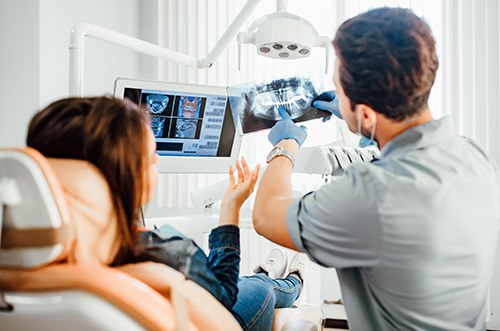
0, 0, 41, 147
39, 0, 141, 106
0, 0, 151, 147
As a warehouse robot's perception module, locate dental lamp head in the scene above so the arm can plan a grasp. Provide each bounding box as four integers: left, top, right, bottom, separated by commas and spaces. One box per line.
237, 4, 331, 73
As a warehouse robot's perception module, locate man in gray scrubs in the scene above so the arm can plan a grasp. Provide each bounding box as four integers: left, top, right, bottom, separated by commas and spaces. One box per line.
253, 7, 500, 331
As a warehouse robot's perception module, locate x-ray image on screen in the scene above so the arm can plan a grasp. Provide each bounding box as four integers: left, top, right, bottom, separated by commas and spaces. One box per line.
178, 96, 202, 118
147, 94, 169, 114
151, 116, 166, 138
141, 92, 175, 116
174, 119, 198, 139
228, 77, 330, 134
116, 80, 242, 173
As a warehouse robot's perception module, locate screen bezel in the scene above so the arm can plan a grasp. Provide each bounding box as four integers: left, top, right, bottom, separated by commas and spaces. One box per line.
114, 78, 242, 174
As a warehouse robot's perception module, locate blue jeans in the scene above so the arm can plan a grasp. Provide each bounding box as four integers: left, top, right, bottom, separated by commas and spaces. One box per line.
231, 274, 302, 331
135, 224, 302, 330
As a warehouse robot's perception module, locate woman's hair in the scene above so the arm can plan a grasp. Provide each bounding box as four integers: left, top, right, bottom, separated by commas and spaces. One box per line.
333, 7, 439, 121
27, 96, 149, 265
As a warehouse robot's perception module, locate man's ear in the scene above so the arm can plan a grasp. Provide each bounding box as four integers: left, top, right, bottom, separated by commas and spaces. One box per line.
354, 104, 377, 126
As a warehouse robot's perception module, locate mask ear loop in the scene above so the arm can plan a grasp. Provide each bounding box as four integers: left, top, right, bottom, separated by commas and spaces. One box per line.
370, 115, 377, 141
357, 108, 362, 135
357, 108, 377, 141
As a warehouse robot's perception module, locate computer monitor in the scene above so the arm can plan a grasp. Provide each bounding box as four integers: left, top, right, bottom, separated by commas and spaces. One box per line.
114, 78, 242, 173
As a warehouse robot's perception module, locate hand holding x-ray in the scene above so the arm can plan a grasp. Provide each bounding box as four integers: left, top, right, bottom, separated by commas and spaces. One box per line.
313, 90, 377, 148
228, 77, 331, 134
312, 90, 341, 122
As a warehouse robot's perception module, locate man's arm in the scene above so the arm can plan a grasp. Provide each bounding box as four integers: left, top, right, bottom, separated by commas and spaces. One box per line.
253, 138, 299, 250
253, 97, 339, 250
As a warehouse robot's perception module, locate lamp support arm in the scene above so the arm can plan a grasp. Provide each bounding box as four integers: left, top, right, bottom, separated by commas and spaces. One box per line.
276, 0, 289, 12
198, 0, 262, 68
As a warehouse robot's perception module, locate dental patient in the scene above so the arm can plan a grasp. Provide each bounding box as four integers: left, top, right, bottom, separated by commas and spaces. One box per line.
26, 96, 309, 331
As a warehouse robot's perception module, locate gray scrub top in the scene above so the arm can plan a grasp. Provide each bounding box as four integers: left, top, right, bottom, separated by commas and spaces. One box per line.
287, 117, 500, 331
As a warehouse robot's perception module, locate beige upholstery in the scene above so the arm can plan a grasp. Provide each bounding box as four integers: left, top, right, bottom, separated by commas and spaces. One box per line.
0, 147, 320, 331
0, 264, 179, 331
47, 158, 120, 265
0, 148, 236, 331
119, 262, 242, 331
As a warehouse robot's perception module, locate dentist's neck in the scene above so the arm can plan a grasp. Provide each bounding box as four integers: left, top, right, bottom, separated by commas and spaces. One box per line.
375, 108, 433, 150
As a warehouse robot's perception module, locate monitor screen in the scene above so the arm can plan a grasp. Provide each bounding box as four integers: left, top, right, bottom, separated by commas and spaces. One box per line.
114, 78, 241, 173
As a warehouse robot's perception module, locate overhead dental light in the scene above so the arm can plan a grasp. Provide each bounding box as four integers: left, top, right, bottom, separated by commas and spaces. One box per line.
68, 0, 330, 96
237, 0, 331, 72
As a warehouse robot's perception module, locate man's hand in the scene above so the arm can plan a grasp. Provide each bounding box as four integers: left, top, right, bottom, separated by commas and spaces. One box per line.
313, 91, 377, 148
313, 90, 341, 122
268, 107, 308, 146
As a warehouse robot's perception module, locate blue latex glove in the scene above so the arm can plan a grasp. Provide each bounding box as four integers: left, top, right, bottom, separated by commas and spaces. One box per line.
314, 91, 377, 148
312, 90, 341, 122
268, 107, 308, 146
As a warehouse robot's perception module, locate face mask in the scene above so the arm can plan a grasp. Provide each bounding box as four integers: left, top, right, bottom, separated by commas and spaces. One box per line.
356, 109, 378, 148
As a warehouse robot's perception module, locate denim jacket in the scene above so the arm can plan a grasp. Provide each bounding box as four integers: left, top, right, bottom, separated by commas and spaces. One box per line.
132, 224, 241, 310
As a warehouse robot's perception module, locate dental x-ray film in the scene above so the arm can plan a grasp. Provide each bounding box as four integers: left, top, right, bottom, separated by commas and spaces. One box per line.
228, 77, 330, 134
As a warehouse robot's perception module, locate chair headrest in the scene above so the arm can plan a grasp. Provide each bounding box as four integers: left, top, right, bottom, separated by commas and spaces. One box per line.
0, 148, 73, 268
0, 148, 120, 268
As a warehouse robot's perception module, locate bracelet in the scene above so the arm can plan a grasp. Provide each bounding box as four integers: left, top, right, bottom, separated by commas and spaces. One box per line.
266, 146, 295, 167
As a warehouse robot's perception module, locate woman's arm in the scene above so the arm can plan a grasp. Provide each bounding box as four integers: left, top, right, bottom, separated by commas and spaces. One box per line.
204, 158, 260, 308
219, 158, 260, 226
135, 159, 260, 310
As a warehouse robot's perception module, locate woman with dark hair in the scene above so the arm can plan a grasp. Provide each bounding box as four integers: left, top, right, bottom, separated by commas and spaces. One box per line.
27, 96, 310, 331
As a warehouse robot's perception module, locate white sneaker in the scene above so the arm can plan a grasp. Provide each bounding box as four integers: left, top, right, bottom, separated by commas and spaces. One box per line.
288, 252, 310, 284
288, 253, 310, 306
253, 248, 288, 279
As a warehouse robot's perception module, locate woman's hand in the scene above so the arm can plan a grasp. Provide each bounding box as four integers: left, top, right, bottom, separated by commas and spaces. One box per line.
219, 158, 260, 226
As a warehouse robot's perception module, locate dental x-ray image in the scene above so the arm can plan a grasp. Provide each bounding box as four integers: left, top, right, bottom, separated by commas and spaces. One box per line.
228, 77, 330, 134
178, 96, 202, 118
142, 93, 175, 116
147, 94, 169, 114
151, 116, 166, 138
171, 118, 201, 139
139, 92, 176, 138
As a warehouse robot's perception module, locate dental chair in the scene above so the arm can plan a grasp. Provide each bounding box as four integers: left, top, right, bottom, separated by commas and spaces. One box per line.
0, 147, 320, 331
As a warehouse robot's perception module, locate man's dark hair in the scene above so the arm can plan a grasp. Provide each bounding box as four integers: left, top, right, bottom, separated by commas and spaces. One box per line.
333, 7, 439, 121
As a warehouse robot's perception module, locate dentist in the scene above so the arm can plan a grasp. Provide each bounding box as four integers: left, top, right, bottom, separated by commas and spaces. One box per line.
253, 7, 500, 331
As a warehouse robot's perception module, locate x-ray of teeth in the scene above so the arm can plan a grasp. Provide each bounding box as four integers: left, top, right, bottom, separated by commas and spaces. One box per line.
147, 94, 170, 114
251, 78, 315, 120
228, 77, 330, 134
178, 96, 202, 118
175, 119, 197, 139
151, 117, 166, 138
